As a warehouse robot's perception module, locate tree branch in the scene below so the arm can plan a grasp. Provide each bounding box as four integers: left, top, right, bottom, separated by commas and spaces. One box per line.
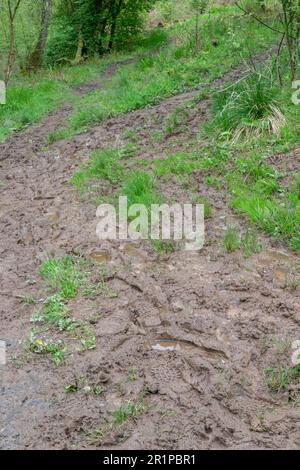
234, 1, 296, 39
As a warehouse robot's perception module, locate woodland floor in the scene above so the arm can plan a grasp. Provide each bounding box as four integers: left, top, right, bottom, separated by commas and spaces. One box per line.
1, 51, 300, 450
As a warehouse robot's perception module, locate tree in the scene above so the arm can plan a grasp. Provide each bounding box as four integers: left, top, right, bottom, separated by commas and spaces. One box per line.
190, 0, 209, 51
235, 1, 300, 81
280, 0, 300, 81
3, 0, 23, 85
45, 0, 159, 64
27, 0, 53, 70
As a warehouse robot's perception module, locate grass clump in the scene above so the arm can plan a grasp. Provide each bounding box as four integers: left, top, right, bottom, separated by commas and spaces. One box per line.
241, 229, 262, 257
39, 256, 84, 299
71, 147, 128, 192
112, 399, 146, 425
164, 107, 190, 136
26, 255, 103, 364
223, 226, 240, 253
265, 365, 300, 392
154, 152, 201, 176
122, 171, 160, 208
31, 294, 77, 332
209, 72, 285, 141
192, 195, 213, 219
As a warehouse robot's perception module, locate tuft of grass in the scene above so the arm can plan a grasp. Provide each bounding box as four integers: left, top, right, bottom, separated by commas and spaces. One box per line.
152, 239, 175, 254
154, 151, 201, 176
31, 294, 78, 332
39, 256, 84, 299
164, 106, 189, 136
291, 173, 300, 200
209, 71, 285, 141
70, 147, 128, 192
192, 195, 213, 219
241, 229, 262, 257
223, 226, 241, 253
265, 365, 300, 392
112, 399, 145, 425
122, 171, 160, 208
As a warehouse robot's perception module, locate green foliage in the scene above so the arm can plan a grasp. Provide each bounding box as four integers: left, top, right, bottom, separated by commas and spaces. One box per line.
39, 256, 84, 299
265, 364, 300, 392
71, 147, 128, 192
223, 227, 241, 253
209, 71, 285, 141
112, 399, 145, 424
45, 0, 159, 65
122, 171, 160, 208
53, 9, 279, 140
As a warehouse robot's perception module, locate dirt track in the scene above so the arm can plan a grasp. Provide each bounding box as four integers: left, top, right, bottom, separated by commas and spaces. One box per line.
1, 52, 300, 450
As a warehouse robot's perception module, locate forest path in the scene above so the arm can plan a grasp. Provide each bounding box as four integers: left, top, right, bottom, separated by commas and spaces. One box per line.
1, 49, 300, 450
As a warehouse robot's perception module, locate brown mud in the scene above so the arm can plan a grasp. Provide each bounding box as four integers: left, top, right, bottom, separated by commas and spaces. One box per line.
1, 50, 300, 450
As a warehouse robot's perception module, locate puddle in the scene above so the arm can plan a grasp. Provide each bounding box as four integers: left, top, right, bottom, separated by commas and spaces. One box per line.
151, 340, 179, 352
257, 249, 291, 267
90, 250, 111, 263
119, 243, 147, 259
150, 339, 228, 360
47, 210, 61, 223
274, 267, 288, 285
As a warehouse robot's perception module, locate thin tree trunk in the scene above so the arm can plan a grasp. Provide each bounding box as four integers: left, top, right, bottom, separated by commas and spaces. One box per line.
74, 30, 84, 64
27, 0, 52, 70
4, 0, 22, 86
108, 0, 124, 51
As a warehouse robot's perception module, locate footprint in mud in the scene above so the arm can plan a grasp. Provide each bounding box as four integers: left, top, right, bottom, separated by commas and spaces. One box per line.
149, 338, 228, 361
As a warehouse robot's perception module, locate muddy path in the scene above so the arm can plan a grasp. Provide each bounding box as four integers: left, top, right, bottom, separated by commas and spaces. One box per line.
1, 49, 300, 450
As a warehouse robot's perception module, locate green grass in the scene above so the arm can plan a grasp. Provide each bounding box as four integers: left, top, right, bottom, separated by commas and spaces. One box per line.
192, 195, 213, 219
112, 399, 145, 425
49, 8, 279, 141
201, 62, 300, 252
154, 151, 201, 176
265, 365, 300, 392
207, 71, 285, 141
164, 106, 190, 136
25, 255, 107, 363
241, 229, 262, 257
70, 147, 129, 192
122, 171, 160, 208
223, 226, 241, 253
39, 256, 84, 299
1, 6, 279, 143
0, 80, 72, 142
27, 329, 67, 365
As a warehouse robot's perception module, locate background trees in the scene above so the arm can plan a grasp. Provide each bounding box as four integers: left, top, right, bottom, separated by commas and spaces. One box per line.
0, 0, 299, 84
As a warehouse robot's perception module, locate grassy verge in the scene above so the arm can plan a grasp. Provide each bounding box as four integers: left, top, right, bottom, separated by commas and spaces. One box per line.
198, 49, 300, 251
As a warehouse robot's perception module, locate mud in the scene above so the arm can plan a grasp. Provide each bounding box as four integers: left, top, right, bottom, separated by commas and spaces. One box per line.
1, 49, 300, 450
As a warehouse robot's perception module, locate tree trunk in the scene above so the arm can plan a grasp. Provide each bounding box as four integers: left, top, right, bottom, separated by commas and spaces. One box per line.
74, 30, 84, 64
108, 0, 124, 51
4, 0, 23, 86
27, 0, 52, 70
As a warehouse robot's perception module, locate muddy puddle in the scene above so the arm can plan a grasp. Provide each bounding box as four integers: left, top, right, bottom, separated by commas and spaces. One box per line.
89, 250, 112, 263
150, 338, 228, 361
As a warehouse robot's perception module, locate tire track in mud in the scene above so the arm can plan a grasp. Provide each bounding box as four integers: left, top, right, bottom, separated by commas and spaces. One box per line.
1, 48, 300, 449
